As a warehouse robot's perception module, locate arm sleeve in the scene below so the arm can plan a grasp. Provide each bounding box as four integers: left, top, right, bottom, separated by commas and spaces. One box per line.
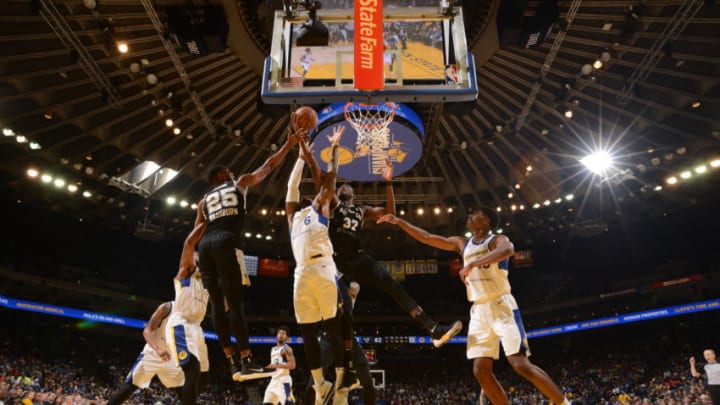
286, 158, 305, 203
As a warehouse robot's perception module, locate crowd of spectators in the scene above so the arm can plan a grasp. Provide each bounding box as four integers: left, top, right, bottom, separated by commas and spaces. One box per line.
1, 315, 717, 405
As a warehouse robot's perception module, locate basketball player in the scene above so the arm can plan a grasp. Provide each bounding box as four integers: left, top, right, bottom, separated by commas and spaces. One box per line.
329, 165, 462, 349
107, 224, 209, 405
262, 326, 296, 405
286, 126, 347, 405
194, 128, 304, 381
377, 208, 572, 405
299, 143, 461, 388
105, 301, 184, 404
168, 222, 211, 405
300, 48, 314, 78
690, 349, 720, 404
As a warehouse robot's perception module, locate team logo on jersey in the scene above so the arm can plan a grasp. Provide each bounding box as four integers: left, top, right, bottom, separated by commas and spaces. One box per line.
178, 350, 188, 361
304, 216, 311, 225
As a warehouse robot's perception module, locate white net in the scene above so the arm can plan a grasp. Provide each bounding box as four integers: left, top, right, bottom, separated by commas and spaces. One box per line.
344, 103, 396, 172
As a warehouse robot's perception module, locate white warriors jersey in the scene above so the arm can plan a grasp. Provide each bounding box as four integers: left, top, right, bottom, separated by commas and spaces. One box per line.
290, 205, 334, 265
172, 271, 209, 324
269, 344, 292, 382
141, 306, 172, 358
463, 234, 511, 304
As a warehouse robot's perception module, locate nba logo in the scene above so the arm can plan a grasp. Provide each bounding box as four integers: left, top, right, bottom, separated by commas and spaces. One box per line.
445, 64, 459, 84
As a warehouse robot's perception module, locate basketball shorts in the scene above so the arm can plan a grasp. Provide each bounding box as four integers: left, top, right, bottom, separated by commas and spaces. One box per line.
263, 377, 293, 404
466, 293, 531, 360
166, 312, 210, 372
293, 257, 339, 324
125, 350, 184, 388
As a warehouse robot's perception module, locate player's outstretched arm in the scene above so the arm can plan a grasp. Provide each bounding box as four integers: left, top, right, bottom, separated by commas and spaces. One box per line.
176, 221, 206, 280
143, 302, 172, 361
285, 152, 305, 227
236, 127, 306, 189
377, 214, 465, 254
363, 157, 395, 220
317, 126, 344, 217
299, 139, 323, 193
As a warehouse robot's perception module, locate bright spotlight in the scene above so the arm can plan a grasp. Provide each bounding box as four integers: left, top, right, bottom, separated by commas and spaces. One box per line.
166, 196, 177, 205
694, 165, 707, 174
416, 207, 424, 216
554, 198, 562, 204
54, 178, 66, 188
580, 151, 613, 175
29, 142, 42, 150
173, 127, 181, 135
16, 135, 28, 143
496, 206, 502, 212
710, 159, 720, 168
27, 168, 39, 178
593, 59, 603, 69
532, 203, 541, 209
543, 200, 551, 206
496, 228, 504, 234
256, 233, 262, 239
565, 194, 574, 201
82, 190, 92, 198
433, 207, 441, 215
67, 184, 78, 192
447, 207, 453, 213
399, 209, 405, 216
117, 41, 129, 54
244, 232, 252, 238
265, 235, 272, 240
464, 231, 471, 238
260, 208, 268, 216
680, 171, 692, 179
165, 118, 174, 127
564, 110, 573, 119
179, 200, 189, 207
190, 203, 198, 210
3, 128, 14, 136
510, 204, 517, 211
666, 176, 678, 185
41, 174, 53, 183
654, 185, 663, 191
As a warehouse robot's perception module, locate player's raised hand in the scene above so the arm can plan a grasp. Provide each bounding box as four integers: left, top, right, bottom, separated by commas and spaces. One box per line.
381, 157, 394, 181
299, 141, 314, 162
287, 126, 307, 146
690, 356, 696, 365
376, 213, 399, 224
327, 125, 345, 145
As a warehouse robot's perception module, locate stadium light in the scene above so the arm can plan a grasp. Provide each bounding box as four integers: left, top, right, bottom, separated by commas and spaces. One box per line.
580, 151, 613, 175
27, 168, 39, 178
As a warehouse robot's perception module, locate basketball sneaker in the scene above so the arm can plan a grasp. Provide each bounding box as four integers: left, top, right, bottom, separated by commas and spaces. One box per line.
430, 320, 463, 348
232, 355, 273, 382
314, 380, 333, 405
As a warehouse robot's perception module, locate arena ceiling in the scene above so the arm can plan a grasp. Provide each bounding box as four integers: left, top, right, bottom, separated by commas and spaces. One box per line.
1, 0, 719, 252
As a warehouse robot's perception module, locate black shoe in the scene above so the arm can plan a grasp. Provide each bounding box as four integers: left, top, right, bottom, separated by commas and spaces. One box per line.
430, 320, 463, 348
338, 368, 360, 391
228, 355, 242, 381
233, 356, 273, 382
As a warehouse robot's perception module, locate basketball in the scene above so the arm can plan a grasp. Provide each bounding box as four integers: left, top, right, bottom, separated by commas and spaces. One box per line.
293, 106, 318, 131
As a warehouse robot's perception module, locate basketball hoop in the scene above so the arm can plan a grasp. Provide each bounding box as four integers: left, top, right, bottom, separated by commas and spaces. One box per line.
344, 102, 396, 159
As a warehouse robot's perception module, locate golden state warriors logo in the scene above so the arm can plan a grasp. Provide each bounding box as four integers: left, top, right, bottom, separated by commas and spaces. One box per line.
178, 350, 188, 361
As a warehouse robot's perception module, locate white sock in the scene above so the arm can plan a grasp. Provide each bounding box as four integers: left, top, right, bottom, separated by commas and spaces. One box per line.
311, 368, 324, 386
